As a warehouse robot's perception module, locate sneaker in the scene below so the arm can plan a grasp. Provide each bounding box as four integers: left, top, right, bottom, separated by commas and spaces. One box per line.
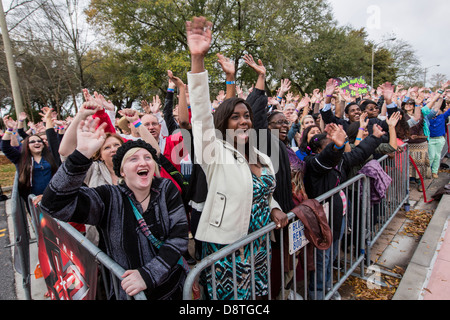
287, 290, 304, 300
432, 173, 439, 179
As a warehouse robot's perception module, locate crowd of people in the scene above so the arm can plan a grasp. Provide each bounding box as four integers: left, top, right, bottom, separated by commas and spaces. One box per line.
1, 16, 450, 300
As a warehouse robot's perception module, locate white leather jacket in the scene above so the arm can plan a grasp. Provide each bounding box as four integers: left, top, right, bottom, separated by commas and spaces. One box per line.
188, 71, 281, 245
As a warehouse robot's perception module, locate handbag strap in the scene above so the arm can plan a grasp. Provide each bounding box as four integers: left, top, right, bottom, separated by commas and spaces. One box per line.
127, 196, 164, 249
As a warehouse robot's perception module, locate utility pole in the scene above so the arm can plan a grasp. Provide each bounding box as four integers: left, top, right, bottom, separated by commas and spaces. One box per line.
0, 0, 24, 117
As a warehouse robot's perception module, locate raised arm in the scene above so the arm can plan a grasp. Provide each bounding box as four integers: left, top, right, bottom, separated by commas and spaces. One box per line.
186, 16, 214, 165
320, 79, 343, 126
163, 74, 181, 134
119, 108, 161, 156
41, 118, 109, 226
58, 101, 102, 157
167, 70, 190, 130
217, 53, 236, 99
243, 53, 266, 91
244, 54, 269, 130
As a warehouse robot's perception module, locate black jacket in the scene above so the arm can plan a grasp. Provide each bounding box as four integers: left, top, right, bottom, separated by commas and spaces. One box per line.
41, 150, 189, 300
246, 88, 295, 213
304, 135, 383, 240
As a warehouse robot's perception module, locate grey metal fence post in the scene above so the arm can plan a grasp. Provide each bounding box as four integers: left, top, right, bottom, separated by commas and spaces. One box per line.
11, 174, 31, 300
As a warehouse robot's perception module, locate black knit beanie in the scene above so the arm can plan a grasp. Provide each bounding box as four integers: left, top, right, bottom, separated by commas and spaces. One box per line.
112, 139, 158, 177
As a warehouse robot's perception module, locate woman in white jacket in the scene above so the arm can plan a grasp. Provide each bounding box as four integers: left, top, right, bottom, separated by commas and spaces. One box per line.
186, 16, 288, 300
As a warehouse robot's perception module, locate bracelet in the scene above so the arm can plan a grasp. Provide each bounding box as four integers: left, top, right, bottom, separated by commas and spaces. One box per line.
226, 81, 235, 85
133, 119, 142, 128
438, 90, 444, 94
356, 138, 362, 141
4, 131, 12, 135
277, 96, 282, 100
167, 88, 175, 93
334, 143, 345, 150
326, 95, 333, 98
359, 128, 365, 131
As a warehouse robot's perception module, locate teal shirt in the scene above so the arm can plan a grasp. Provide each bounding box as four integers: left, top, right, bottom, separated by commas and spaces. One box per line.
421, 106, 438, 140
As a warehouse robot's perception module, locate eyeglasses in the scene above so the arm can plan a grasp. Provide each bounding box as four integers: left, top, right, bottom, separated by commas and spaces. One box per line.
269, 120, 290, 126
29, 140, 43, 144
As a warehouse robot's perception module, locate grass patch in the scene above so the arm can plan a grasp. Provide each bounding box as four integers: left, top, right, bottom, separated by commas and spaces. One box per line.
0, 163, 16, 187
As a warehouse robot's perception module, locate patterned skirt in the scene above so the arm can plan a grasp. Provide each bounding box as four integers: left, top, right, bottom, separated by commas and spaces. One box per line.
201, 169, 275, 300
409, 141, 431, 179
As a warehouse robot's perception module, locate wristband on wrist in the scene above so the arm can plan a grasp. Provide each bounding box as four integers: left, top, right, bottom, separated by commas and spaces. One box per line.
359, 127, 365, 131
133, 119, 142, 128
326, 95, 333, 98
334, 143, 345, 150
4, 130, 12, 135
356, 138, 362, 141
226, 81, 235, 85
277, 96, 282, 100
167, 88, 175, 93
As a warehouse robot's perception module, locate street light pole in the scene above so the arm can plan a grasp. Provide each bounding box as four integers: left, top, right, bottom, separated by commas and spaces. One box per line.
371, 37, 396, 89
0, 0, 24, 117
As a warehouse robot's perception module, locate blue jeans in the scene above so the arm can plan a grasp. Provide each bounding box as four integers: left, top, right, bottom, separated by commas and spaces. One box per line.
308, 221, 345, 300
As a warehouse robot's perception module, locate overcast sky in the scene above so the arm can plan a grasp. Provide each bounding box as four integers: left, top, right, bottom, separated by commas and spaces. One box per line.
327, 0, 450, 86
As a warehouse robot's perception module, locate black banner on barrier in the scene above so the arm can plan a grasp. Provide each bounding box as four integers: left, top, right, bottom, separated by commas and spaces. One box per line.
36, 211, 98, 300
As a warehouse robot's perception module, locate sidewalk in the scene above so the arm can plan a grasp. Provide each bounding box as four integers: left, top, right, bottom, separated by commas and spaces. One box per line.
393, 194, 450, 300
6, 199, 49, 300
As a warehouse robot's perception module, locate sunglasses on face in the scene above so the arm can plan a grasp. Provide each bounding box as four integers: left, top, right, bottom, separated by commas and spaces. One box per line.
29, 139, 43, 145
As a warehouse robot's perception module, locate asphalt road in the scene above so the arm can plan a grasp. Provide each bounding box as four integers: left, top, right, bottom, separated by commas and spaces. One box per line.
0, 198, 17, 300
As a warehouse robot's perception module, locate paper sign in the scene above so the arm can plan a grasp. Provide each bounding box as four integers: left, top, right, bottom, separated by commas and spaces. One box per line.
288, 220, 310, 255
336, 76, 369, 97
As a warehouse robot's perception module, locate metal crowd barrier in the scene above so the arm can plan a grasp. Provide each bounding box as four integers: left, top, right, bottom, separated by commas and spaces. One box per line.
365, 144, 410, 266
10, 144, 409, 301
9, 173, 31, 300
26, 194, 147, 300
182, 145, 410, 300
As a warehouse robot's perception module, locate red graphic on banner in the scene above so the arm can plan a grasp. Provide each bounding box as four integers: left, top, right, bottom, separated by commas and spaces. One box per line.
35, 211, 98, 300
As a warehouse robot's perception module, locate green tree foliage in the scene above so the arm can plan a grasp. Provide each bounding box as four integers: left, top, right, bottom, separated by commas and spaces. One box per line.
1, 0, 402, 120
86, 0, 398, 99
